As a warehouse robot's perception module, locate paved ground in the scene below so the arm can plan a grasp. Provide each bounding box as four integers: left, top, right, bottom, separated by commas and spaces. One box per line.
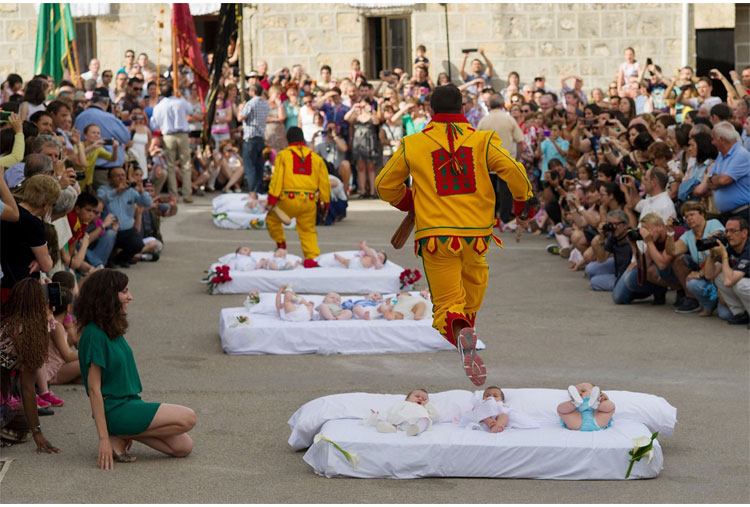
2, 195, 748, 503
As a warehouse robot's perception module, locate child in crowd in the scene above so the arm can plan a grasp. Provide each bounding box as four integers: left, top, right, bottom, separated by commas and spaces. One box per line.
413, 44, 429, 74
380, 291, 428, 321
342, 292, 384, 320
334, 240, 387, 270
262, 248, 300, 270
316, 292, 353, 320
366, 388, 440, 436
50, 271, 79, 348
557, 382, 615, 431
275, 284, 314, 322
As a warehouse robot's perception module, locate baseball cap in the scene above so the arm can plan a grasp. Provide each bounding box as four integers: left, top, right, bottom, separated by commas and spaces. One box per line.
247, 71, 259, 78
92, 87, 111, 100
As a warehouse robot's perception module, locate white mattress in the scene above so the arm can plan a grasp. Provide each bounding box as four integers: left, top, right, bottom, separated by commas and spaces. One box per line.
207, 251, 404, 294
211, 193, 295, 230
290, 389, 677, 480
219, 292, 483, 355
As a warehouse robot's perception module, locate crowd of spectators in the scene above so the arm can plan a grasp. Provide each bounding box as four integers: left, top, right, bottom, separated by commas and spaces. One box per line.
1, 41, 749, 448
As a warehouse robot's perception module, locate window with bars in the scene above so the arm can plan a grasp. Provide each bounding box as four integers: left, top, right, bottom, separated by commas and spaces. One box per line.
365, 16, 411, 79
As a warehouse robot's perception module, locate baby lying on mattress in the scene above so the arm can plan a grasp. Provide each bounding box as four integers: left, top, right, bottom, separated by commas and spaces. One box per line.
334, 240, 387, 270
458, 386, 540, 432
227, 247, 300, 271
364, 389, 440, 436
276, 284, 314, 322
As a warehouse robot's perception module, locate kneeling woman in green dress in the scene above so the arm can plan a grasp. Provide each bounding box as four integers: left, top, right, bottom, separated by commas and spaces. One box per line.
76, 269, 196, 470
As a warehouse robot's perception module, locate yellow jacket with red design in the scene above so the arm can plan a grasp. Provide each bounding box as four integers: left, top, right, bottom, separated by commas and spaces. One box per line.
266, 142, 331, 206
375, 113, 533, 240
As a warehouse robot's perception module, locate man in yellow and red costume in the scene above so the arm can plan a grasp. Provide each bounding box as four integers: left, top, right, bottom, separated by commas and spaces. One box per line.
266, 127, 331, 267
375, 85, 535, 386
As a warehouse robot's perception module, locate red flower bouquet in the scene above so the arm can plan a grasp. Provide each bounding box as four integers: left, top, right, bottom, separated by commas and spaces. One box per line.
399, 268, 422, 290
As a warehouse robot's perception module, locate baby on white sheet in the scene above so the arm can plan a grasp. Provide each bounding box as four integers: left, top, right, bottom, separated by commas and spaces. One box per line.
341, 292, 384, 320
380, 290, 430, 321
260, 248, 300, 270
275, 284, 314, 322
333, 240, 387, 270
225, 246, 261, 271
364, 389, 440, 436
242, 192, 267, 214
317, 292, 353, 320
458, 386, 539, 432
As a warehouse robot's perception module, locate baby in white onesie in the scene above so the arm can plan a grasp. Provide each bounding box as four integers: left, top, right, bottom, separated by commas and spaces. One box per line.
380, 291, 429, 321
458, 386, 539, 432
226, 246, 260, 271
262, 248, 300, 270
275, 284, 313, 322
365, 389, 440, 436
334, 240, 387, 270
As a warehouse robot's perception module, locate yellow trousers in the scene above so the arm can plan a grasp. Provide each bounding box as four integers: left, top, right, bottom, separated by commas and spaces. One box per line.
418, 236, 493, 346
266, 195, 320, 259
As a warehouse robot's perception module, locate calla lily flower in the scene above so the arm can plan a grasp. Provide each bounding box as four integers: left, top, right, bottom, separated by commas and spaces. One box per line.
313, 432, 358, 468
632, 436, 651, 450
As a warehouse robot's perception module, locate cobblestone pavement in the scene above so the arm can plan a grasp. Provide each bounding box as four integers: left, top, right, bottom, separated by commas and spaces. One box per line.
2, 196, 748, 503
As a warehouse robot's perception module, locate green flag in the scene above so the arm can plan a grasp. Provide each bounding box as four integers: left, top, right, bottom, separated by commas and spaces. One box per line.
34, 3, 76, 84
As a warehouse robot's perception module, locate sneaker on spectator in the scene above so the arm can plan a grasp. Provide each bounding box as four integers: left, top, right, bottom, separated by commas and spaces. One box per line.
559, 247, 571, 259
546, 244, 560, 255
195, 187, 205, 197
183, 196, 194, 203
38, 391, 64, 407
38, 407, 55, 416
140, 253, 160, 262
672, 289, 686, 308
675, 298, 700, 314
727, 311, 750, 325
36, 395, 52, 409
546, 230, 555, 239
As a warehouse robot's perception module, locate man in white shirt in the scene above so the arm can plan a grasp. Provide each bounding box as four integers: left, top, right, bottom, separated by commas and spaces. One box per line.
677, 77, 722, 110
627, 168, 676, 225
81, 59, 102, 84
149, 83, 195, 202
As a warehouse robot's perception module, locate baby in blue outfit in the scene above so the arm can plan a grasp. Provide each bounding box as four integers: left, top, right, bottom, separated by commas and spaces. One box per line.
557, 382, 615, 432
342, 292, 384, 320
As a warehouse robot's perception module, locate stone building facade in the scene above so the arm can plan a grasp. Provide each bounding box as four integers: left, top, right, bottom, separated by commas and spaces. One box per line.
1, 3, 744, 94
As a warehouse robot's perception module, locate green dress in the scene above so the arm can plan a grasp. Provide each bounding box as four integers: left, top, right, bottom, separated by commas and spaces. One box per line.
78, 322, 160, 435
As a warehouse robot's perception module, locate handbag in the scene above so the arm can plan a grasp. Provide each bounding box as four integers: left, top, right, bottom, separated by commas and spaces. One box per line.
0, 327, 18, 371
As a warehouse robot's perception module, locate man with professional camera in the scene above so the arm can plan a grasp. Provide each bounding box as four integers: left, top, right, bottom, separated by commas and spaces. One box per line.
96, 166, 152, 268
612, 213, 684, 305
666, 201, 726, 313
701, 217, 750, 325
313, 122, 352, 194
586, 209, 633, 291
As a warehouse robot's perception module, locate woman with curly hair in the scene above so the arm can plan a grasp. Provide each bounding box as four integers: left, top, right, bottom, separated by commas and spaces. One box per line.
0, 278, 61, 453
76, 269, 195, 470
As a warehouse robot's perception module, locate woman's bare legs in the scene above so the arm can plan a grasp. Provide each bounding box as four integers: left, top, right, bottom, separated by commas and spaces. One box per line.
50, 360, 81, 385
130, 404, 196, 457
356, 159, 367, 197
366, 161, 376, 197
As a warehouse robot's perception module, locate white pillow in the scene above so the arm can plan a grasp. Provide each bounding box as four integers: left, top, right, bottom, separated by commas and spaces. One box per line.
473, 388, 677, 436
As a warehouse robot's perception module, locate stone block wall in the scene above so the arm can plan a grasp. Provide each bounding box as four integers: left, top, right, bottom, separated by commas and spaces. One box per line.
248, 3, 692, 93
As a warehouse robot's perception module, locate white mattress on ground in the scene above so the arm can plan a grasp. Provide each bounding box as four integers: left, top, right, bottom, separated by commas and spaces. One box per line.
290, 389, 676, 480
207, 251, 404, 294
219, 292, 482, 355
211, 193, 295, 230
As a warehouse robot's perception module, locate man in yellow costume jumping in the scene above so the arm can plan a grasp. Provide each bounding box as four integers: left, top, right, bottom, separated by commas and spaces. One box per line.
266, 127, 331, 268
376, 85, 535, 386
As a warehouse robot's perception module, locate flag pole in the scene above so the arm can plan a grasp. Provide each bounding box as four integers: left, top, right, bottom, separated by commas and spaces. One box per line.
238, 4, 246, 102
58, 4, 76, 84
172, 22, 180, 95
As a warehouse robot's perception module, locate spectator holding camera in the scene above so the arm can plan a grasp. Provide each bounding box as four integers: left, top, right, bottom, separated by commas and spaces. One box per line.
536, 121, 569, 179
676, 77, 721, 110
621, 168, 676, 228
459, 48, 494, 97
314, 122, 352, 194
666, 201, 725, 314
612, 213, 684, 305
80, 124, 119, 192
96, 167, 152, 268
84, 197, 118, 269
702, 217, 750, 324
586, 209, 634, 291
